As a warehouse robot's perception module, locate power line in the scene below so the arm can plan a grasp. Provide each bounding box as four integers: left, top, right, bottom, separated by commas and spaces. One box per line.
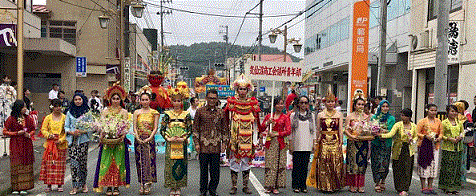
144, 1, 299, 18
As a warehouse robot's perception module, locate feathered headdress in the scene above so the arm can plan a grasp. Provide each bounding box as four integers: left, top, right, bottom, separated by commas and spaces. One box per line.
167, 82, 190, 100
323, 85, 337, 102
105, 82, 127, 101
232, 74, 254, 92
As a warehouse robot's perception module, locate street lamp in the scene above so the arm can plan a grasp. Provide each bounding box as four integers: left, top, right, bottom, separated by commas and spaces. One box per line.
98, 14, 110, 29
268, 25, 302, 100
97, 0, 146, 87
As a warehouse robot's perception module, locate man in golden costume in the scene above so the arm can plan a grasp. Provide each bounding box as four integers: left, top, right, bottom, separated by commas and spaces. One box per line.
224, 74, 262, 195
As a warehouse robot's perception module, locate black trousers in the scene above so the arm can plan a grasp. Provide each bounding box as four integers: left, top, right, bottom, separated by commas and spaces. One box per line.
292, 151, 311, 190
199, 153, 221, 194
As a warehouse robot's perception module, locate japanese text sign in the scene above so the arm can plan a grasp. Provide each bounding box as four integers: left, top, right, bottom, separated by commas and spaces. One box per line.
245, 61, 303, 82
448, 21, 460, 64
0, 24, 17, 47
350, 0, 370, 109
76, 57, 87, 77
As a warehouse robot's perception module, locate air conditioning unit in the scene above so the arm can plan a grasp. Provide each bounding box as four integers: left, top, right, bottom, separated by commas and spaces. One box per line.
411, 30, 430, 51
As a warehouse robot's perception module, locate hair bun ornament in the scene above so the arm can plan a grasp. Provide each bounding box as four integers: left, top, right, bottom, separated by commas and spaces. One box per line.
352, 90, 366, 102
137, 85, 153, 96
105, 82, 127, 101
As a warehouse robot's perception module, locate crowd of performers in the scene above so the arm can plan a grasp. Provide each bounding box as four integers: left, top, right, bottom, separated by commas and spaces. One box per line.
1, 71, 473, 196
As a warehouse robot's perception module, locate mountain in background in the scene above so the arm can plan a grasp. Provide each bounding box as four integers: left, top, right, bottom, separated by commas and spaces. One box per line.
168, 42, 302, 78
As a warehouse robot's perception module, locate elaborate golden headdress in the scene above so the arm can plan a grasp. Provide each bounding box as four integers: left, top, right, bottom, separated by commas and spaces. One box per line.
352, 89, 366, 102
232, 74, 254, 91
105, 82, 127, 101
167, 82, 190, 100
323, 85, 336, 102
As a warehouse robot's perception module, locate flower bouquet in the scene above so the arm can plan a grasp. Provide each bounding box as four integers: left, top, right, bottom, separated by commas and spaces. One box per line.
351, 120, 375, 140
96, 116, 131, 145
75, 112, 96, 133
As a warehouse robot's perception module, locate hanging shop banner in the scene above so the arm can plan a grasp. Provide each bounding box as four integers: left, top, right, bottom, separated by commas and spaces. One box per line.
206, 84, 235, 97
349, 0, 370, 107
245, 61, 303, 82
448, 21, 461, 64
0, 24, 17, 47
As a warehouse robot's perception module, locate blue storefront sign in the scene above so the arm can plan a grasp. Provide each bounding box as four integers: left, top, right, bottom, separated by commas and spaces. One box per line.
206, 85, 235, 97
76, 57, 87, 77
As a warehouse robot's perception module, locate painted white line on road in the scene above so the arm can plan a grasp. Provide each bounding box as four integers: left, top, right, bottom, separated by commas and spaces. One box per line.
64, 144, 99, 183
249, 171, 270, 196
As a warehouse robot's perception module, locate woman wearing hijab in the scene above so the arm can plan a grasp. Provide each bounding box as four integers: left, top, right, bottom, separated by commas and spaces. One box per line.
2, 100, 36, 195
370, 100, 395, 192
64, 93, 90, 195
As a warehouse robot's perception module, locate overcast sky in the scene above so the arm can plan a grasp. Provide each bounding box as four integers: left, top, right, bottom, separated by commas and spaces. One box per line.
33, 0, 305, 57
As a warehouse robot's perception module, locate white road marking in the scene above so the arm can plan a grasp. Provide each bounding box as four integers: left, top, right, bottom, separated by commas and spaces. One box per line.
249, 170, 270, 196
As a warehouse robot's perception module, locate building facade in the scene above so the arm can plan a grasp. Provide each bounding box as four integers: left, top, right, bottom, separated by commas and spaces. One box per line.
304, 0, 412, 115
1, 0, 76, 119
409, 0, 475, 121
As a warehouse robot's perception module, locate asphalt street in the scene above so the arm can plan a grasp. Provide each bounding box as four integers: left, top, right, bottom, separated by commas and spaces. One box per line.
12, 143, 476, 196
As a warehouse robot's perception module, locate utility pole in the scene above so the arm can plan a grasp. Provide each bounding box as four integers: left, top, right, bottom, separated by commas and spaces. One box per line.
435, 0, 450, 111
220, 25, 229, 83
377, 0, 387, 97
158, 0, 172, 52
17, 0, 24, 99
258, 0, 264, 61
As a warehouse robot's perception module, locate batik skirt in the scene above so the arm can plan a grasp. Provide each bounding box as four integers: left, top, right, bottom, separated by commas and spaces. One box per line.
264, 138, 287, 189
164, 141, 188, 189
346, 140, 369, 187
439, 150, 463, 192
135, 135, 157, 184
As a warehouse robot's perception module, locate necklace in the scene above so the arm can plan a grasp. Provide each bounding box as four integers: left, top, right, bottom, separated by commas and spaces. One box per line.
324, 109, 336, 118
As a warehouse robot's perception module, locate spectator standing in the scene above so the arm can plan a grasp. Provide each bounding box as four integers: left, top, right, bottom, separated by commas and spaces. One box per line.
48, 84, 60, 101
0, 75, 17, 131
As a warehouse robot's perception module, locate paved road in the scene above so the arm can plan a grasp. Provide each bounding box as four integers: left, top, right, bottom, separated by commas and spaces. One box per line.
10, 143, 476, 196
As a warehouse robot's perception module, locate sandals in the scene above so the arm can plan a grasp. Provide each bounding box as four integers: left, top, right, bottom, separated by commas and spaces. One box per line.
113, 187, 120, 196
272, 189, 280, 194
106, 188, 113, 196
265, 189, 273, 193
69, 188, 78, 195
229, 187, 237, 195
45, 187, 52, 192
139, 185, 145, 195
375, 185, 382, 193
301, 188, 308, 193
379, 182, 386, 191
58, 187, 64, 192
358, 187, 365, 193
82, 186, 88, 193
350, 187, 357, 193
293, 189, 300, 193
399, 191, 408, 196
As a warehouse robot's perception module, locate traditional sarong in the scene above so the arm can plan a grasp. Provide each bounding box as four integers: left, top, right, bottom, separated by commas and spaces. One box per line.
11, 164, 34, 191
346, 140, 369, 187
69, 142, 88, 189
315, 137, 345, 191
439, 150, 463, 192
370, 141, 391, 183
40, 149, 67, 185
93, 141, 131, 192
417, 149, 439, 179
164, 141, 188, 189
392, 143, 414, 192
135, 135, 157, 184
264, 138, 287, 189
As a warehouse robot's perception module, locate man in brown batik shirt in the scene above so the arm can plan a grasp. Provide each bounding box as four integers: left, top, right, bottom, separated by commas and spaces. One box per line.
193, 89, 228, 196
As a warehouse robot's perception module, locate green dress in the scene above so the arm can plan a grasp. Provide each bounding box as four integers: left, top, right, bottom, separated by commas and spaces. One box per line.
93, 110, 131, 192
160, 110, 192, 189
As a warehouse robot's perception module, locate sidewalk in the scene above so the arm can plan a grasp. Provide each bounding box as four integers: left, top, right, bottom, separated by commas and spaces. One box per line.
0, 136, 45, 196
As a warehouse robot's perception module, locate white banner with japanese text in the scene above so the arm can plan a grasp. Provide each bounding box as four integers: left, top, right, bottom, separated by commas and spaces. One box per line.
448, 21, 461, 64
245, 61, 303, 82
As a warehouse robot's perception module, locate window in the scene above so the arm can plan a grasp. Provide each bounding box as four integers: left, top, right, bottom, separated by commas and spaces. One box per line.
369, 0, 412, 28
428, 0, 462, 20
45, 20, 77, 45
304, 17, 350, 56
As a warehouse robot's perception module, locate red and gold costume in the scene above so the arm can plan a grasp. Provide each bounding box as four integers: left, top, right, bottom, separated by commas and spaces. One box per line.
146, 71, 172, 111
224, 74, 261, 194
